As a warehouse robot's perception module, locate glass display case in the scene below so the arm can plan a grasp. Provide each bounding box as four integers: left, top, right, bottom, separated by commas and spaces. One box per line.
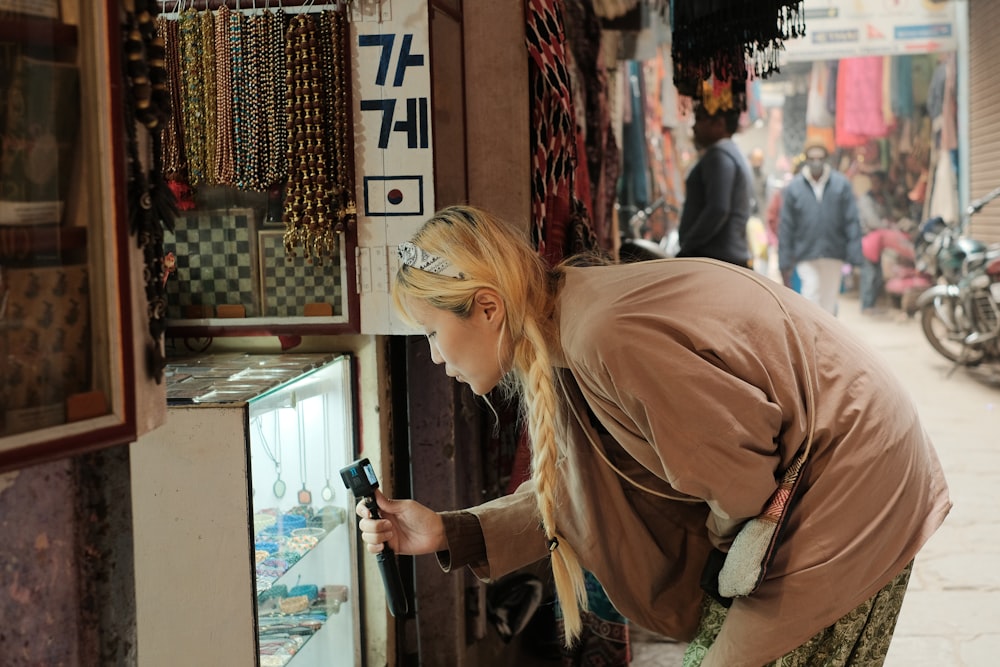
0, 0, 159, 470
132, 353, 361, 667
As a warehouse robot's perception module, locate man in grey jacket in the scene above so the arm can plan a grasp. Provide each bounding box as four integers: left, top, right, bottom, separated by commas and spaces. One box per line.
778, 139, 863, 315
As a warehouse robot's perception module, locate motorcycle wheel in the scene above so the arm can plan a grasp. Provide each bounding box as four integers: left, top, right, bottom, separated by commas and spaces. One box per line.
919, 302, 986, 365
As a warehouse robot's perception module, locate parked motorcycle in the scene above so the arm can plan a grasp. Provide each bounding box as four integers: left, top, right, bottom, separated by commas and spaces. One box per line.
617, 197, 680, 263
915, 186, 1000, 369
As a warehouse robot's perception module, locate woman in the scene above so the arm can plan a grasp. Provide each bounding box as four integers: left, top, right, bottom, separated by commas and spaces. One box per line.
358, 205, 950, 666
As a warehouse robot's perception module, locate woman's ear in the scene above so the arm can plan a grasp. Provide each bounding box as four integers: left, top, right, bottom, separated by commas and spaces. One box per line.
474, 288, 506, 327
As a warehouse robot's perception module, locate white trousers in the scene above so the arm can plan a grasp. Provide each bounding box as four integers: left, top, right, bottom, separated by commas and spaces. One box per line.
796, 258, 844, 315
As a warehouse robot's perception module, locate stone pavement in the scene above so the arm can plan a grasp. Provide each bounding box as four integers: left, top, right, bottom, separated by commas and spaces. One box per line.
631, 294, 1000, 666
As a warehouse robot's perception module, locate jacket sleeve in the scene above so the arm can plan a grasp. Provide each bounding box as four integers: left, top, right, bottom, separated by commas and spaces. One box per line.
460, 479, 549, 581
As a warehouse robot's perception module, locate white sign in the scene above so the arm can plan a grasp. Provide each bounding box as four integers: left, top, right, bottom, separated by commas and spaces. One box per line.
782, 0, 958, 61
352, 3, 434, 335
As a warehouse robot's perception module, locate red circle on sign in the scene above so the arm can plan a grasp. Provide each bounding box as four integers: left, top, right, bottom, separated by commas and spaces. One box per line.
388, 189, 403, 205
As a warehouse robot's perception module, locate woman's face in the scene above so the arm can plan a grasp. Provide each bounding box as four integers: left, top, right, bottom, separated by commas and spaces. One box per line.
407, 291, 510, 396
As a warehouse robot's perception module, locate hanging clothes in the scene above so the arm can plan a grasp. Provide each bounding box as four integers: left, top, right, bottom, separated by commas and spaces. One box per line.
835, 57, 889, 148
805, 61, 835, 152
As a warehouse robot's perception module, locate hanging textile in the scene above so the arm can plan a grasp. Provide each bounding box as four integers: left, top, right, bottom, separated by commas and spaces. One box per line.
668, 0, 806, 108
835, 56, 889, 148
618, 60, 650, 228
805, 61, 835, 154
562, 0, 619, 251
525, 0, 597, 266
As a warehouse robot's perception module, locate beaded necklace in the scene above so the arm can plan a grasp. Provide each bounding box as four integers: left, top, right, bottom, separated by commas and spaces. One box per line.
199, 10, 217, 185
178, 8, 206, 185
213, 5, 235, 186
157, 15, 186, 181
282, 14, 336, 264
264, 9, 287, 187
230, 10, 249, 189
241, 13, 264, 191
327, 9, 356, 231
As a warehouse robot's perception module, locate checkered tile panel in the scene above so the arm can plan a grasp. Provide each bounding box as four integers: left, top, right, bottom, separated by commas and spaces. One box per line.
259, 231, 345, 318
165, 212, 257, 318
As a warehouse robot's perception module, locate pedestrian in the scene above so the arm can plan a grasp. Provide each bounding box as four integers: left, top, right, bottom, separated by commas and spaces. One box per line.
748, 147, 768, 217
675, 103, 754, 268
778, 138, 863, 315
358, 204, 951, 667
857, 170, 894, 314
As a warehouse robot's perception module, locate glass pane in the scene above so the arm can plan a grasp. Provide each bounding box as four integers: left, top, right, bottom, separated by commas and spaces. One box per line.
0, 4, 108, 441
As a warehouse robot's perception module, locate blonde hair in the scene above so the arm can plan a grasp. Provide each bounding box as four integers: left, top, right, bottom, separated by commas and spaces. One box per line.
392, 205, 589, 644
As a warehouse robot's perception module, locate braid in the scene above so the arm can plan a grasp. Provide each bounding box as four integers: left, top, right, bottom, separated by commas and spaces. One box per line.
519, 317, 588, 644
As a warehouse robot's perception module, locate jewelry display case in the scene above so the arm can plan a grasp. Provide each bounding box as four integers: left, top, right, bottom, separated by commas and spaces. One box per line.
131, 352, 362, 667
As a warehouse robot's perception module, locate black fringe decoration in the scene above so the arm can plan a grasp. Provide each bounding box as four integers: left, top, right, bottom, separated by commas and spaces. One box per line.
665, 0, 806, 107
123, 0, 178, 383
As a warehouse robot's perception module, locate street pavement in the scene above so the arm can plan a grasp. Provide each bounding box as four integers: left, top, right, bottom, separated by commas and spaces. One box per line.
631, 293, 1000, 666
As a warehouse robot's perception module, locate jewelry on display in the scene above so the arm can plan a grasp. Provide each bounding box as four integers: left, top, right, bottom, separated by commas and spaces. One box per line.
255, 415, 286, 498
297, 404, 312, 505
321, 395, 335, 502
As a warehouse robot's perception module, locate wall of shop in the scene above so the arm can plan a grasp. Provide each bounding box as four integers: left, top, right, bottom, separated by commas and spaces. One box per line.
968, 0, 1000, 243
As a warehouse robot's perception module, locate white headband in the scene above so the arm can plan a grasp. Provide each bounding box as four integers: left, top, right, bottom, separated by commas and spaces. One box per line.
397, 242, 465, 279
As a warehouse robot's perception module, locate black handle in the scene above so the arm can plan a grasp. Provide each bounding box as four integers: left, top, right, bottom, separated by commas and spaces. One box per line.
365, 497, 409, 617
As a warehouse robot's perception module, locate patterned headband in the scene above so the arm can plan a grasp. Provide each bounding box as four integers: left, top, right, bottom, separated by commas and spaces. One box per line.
397, 242, 465, 279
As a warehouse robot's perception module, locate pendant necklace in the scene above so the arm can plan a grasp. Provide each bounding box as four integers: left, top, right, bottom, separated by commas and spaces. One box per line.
255, 415, 285, 498
321, 395, 335, 502
297, 405, 312, 505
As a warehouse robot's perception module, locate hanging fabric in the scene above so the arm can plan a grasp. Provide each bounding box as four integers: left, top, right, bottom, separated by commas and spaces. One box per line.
667, 0, 806, 109
524, 0, 598, 266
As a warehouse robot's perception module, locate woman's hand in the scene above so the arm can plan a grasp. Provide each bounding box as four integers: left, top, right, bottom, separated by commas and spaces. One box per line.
355, 489, 447, 556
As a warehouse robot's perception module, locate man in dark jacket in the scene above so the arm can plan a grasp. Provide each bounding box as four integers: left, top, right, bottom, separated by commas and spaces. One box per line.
778, 138, 863, 315
676, 104, 753, 268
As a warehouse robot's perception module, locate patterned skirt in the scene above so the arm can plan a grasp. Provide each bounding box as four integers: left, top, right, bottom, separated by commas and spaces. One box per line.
683, 561, 914, 667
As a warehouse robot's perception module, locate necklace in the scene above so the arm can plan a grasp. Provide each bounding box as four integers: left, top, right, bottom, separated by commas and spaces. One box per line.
297, 406, 312, 505
321, 395, 335, 502
214, 5, 235, 185
255, 415, 285, 499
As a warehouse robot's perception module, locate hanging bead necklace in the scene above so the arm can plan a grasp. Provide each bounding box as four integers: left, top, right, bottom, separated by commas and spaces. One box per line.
282, 14, 335, 265
177, 8, 206, 185
213, 5, 236, 186
199, 10, 217, 185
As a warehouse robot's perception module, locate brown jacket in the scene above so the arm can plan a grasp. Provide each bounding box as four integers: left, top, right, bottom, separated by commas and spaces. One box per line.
453, 259, 950, 666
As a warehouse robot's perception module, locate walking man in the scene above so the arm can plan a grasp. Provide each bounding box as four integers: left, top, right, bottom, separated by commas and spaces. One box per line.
676, 103, 754, 268
778, 138, 863, 315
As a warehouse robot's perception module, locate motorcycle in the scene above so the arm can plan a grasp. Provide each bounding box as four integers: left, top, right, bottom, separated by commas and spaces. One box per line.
914, 186, 1000, 370
617, 197, 680, 263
